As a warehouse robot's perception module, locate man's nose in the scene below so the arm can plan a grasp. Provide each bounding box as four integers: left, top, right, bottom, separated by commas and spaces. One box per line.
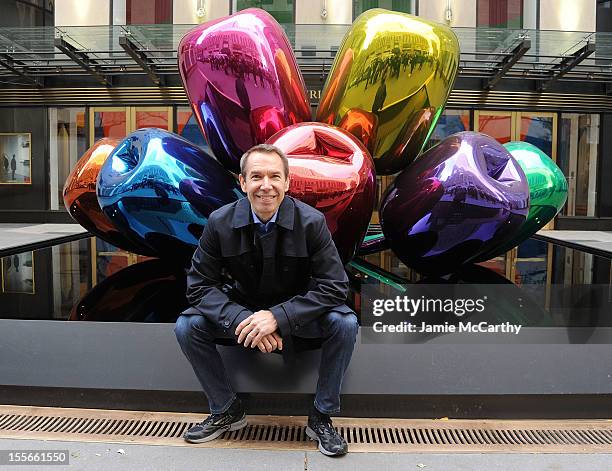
260, 176, 272, 189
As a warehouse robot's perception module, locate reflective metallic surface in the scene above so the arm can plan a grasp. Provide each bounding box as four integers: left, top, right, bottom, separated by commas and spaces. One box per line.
178, 8, 311, 173
357, 224, 388, 255
63, 138, 152, 255
316, 8, 459, 175
358, 232, 389, 255
69, 259, 188, 322
476, 141, 568, 260
97, 128, 243, 262
267, 122, 377, 263
380, 132, 529, 275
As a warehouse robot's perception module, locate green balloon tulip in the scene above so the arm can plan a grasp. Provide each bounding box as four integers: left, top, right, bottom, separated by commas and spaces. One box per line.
476, 141, 568, 261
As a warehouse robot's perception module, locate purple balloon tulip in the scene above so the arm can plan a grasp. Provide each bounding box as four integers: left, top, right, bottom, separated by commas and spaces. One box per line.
380, 132, 529, 275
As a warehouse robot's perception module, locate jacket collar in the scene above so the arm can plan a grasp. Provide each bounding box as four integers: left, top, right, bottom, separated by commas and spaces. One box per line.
232, 196, 295, 230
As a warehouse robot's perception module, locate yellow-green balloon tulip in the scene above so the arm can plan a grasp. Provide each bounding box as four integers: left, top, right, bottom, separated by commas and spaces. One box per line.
317, 9, 460, 175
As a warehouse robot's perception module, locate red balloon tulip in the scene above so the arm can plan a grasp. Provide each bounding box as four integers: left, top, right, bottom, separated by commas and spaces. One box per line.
267, 123, 377, 263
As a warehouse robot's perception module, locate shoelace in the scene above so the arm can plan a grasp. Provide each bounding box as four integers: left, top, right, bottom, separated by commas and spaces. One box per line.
200, 413, 223, 426
313, 417, 335, 435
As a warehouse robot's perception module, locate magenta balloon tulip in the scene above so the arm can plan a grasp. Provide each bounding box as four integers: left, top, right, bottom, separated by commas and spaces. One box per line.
178, 8, 311, 173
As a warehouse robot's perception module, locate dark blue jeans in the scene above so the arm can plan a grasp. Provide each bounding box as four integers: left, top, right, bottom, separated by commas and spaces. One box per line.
174, 306, 359, 415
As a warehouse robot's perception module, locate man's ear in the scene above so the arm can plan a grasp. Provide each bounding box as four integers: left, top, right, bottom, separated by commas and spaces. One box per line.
239, 173, 247, 193
284, 175, 290, 192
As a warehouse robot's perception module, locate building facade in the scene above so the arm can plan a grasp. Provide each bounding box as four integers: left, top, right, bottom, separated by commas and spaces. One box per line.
0, 0, 610, 311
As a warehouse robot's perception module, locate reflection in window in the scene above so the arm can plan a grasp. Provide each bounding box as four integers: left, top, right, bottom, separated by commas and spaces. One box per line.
515, 239, 548, 285
135, 110, 169, 130
53, 239, 92, 319
477, 0, 522, 28
353, 0, 413, 19
127, 0, 172, 24
94, 111, 127, 141
49, 108, 87, 210
550, 246, 612, 327
1, 0, 53, 27
428, 109, 470, 149
558, 114, 599, 217
476, 112, 512, 144
176, 106, 212, 153
236, 0, 294, 24
95, 238, 151, 285
520, 115, 553, 157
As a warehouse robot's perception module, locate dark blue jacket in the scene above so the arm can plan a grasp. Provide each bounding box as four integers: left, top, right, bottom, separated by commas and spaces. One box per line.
183, 196, 351, 339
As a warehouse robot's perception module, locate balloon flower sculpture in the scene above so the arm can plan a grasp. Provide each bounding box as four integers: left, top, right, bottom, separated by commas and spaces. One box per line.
64, 8, 567, 275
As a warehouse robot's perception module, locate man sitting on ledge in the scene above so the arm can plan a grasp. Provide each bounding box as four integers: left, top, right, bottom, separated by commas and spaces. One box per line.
174, 144, 359, 456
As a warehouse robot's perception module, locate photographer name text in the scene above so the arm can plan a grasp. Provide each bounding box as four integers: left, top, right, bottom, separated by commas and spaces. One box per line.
372, 321, 522, 335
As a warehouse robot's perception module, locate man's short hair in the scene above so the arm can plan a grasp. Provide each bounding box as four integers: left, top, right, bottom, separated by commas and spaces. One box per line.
239, 144, 289, 179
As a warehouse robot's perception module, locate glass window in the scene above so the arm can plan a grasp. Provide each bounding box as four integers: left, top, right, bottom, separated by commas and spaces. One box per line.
477, 0, 522, 28
52, 240, 92, 320
1, 0, 53, 27
134, 109, 170, 130
49, 108, 87, 210
235, 0, 294, 24
176, 106, 212, 153
520, 114, 554, 157
428, 109, 470, 149
475, 111, 512, 144
127, 0, 172, 24
558, 113, 599, 217
93, 110, 128, 141
354, 0, 413, 19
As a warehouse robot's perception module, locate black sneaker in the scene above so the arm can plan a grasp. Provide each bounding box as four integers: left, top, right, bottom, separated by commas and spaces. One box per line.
184, 398, 247, 443
306, 407, 348, 456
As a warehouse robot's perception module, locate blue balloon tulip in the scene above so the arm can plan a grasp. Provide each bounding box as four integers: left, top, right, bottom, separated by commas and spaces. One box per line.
97, 128, 243, 261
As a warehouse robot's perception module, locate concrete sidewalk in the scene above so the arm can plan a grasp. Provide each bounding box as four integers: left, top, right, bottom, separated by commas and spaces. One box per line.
1, 438, 611, 471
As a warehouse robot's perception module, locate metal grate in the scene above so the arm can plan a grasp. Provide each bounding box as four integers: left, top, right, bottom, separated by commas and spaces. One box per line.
1, 406, 611, 453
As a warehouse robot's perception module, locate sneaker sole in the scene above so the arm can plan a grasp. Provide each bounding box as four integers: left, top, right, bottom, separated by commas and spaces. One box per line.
184, 416, 248, 444
305, 426, 347, 456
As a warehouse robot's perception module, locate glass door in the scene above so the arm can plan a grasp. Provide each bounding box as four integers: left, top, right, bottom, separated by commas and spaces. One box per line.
131, 106, 173, 131
558, 113, 599, 217
88, 107, 130, 284
89, 106, 173, 145
474, 111, 515, 278
90, 107, 129, 142
512, 112, 557, 293
474, 111, 558, 293
557, 113, 599, 285
474, 110, 515, 145
88, 107, 173, 284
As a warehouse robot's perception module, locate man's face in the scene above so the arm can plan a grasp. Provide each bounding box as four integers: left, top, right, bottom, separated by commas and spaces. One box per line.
239, 151, 290, 222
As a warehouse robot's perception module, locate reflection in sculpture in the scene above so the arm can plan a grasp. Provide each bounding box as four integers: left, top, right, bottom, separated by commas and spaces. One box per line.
317, 9, 460, 175
266, 123, 377, 263
97, 128, 243, 261
69, 258, 188, 322
475, 141, 568, 261
63, 8, 568, 284
178, 8, 310, 173
380, 132, 530, 275
63, 138, 153, 255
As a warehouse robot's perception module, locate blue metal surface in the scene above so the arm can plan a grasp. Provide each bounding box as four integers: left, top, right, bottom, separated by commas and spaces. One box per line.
97, 128, 243, 262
